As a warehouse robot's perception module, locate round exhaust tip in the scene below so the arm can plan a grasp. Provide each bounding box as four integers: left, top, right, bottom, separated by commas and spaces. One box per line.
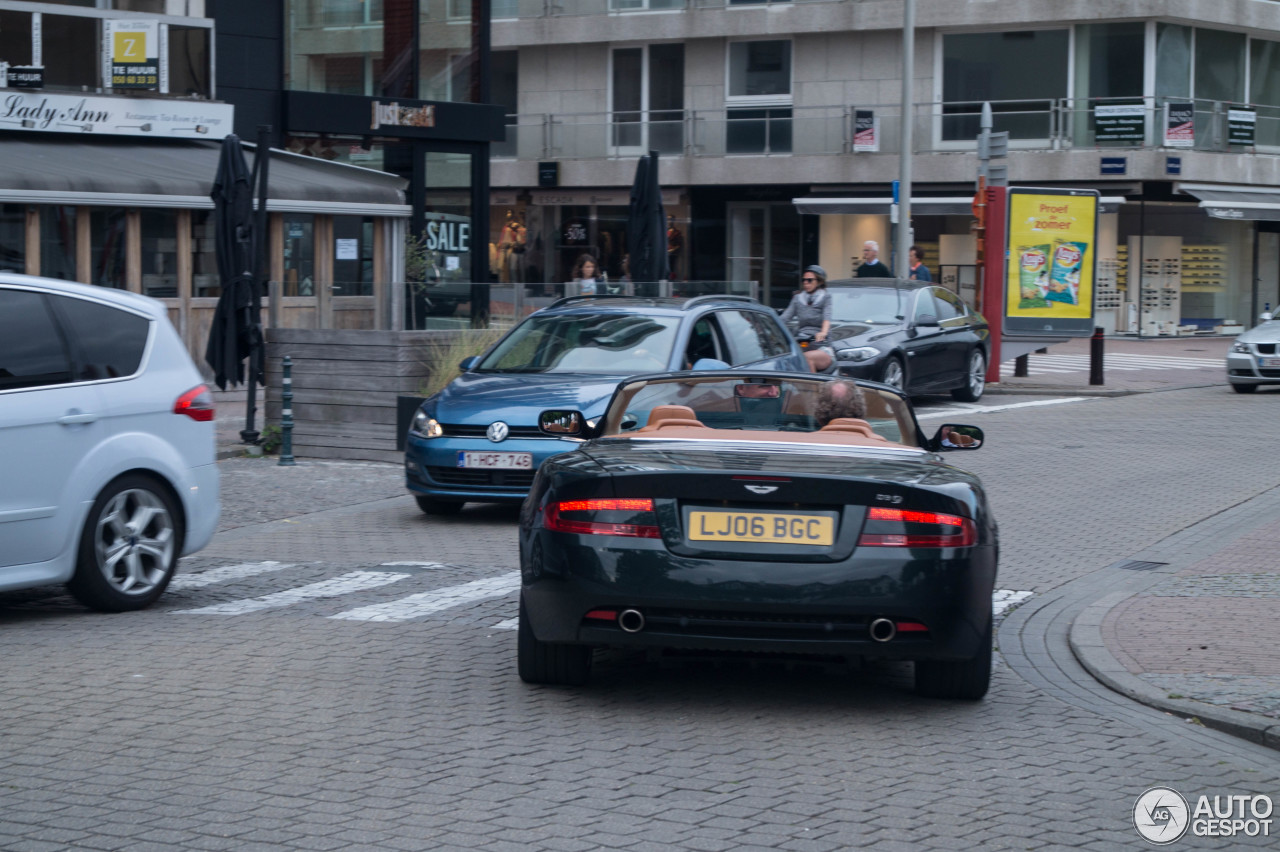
869, 618, 896, 643
618, 609, 646, 633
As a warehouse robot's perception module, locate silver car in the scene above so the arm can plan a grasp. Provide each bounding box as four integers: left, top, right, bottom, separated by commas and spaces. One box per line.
1227, 317, 1280, 393
0, 275, 220, 610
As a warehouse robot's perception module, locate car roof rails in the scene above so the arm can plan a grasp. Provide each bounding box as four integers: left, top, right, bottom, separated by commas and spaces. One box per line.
545, 294, 639, 310
680, 294, 758, 310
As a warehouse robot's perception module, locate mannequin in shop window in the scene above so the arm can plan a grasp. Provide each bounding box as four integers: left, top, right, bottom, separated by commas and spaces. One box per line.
666, 215, 684, 281
498, 211, 526, 283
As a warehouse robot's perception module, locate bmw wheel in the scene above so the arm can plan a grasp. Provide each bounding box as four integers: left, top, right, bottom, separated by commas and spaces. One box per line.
68, 474, 182, 612
951, 349, 987, 402
880, 356, 905, 391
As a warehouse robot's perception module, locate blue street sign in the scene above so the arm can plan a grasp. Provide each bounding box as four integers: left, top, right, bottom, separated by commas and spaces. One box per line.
1101, 157, 1127, 175
892, 180, 900, 204
1166, 156, 1182, 176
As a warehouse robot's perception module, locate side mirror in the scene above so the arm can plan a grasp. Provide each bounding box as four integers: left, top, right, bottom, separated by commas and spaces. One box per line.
539, 409, 587, 437
459, 356, 480, 372
1261, 312, 1273, 323
691, 357, 731, 370
930, 423, 983, 451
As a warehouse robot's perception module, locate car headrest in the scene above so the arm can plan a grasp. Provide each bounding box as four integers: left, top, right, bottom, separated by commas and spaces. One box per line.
818, 418, 884, 440
645, 405, 697, 426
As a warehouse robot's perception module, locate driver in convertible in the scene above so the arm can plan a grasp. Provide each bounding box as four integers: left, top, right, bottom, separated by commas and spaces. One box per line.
814, 380, 867, 427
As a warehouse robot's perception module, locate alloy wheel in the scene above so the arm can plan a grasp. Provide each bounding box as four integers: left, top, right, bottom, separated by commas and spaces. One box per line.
881, 359, 904, 390
968, 351, 985, 397
94, 488, 175, 596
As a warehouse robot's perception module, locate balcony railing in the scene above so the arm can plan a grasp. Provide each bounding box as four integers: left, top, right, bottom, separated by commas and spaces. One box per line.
493, 97, 1280, 160
491, 0, 839, 18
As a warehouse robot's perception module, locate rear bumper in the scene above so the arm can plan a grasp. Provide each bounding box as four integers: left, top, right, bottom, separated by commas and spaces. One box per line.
521, 531, 996, 661
180, 462, 220, 556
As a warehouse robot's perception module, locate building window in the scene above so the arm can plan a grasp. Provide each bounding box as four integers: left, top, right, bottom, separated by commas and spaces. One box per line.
285, 0, 387, 94
90, 208, 128, 289
39, 206, 77, 282
1251, 38, 1280, 147
191, 210, 220, 298
0, 10, 34, 68
42, 14, 100, 90
1155, 23, 1191, 98
492, 50, 518, 157
1195, 29, 1245, 104
140, 209, 178, 298
168, 25, 212, 98
0, 205, 25, 274
727, 40, 791, 101
1074, 23, 1144, 101
612, 44, 685, 155
942, 30, 1068, 140
727, 41, 791, 154
283, 214, 316, 296
333, 216, 375, 296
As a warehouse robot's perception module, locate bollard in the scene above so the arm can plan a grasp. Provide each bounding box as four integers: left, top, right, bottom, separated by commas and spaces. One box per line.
278, 355, 296, 466
1089, 326, 1105, 386
1014, 354, 1029, 377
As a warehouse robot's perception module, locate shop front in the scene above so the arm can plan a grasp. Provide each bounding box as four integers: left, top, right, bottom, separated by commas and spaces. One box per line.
488, 188, 689, 289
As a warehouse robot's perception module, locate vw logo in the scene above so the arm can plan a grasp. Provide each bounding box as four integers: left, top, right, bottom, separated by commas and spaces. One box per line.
744, 485, 778, 495
486, 421, 510, 443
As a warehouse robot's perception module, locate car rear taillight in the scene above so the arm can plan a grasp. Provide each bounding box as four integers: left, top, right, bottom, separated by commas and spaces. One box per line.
858, 507, 976, 548
544, 498, 661, 538
174, 385, 215, 422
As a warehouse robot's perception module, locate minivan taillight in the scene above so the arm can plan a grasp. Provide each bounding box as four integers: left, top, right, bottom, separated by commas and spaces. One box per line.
858, 507, 976, 548
175, 385, 215, 422
544, 498, 661, 538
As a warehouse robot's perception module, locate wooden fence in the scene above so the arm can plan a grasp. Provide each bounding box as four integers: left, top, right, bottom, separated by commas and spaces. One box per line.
264, 328, 492, 463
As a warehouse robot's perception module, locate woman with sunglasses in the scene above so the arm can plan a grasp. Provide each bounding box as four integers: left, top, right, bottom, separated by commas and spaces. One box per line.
780, 265, 834, 371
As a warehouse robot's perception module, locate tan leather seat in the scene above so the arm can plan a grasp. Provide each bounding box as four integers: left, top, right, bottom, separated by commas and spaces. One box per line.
636, 404, 705, 433
818, 418, 884, 440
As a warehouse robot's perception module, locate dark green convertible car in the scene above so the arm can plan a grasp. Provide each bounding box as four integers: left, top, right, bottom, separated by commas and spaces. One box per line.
516, 371, 998, 699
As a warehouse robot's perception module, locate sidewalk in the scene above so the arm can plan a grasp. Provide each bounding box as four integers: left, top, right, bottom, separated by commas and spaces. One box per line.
1071, 488, 1280, 751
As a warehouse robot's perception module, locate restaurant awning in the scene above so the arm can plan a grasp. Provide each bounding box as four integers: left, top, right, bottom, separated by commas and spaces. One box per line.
0, 136, 411, 216
1176, 183, 1280, 221
793, 195, 1128, 216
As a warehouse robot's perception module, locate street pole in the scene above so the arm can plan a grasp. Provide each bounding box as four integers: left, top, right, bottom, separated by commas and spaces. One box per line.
896, 0, 914, 277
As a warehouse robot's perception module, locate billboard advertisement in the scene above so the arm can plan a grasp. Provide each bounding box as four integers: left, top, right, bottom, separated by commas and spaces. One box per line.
1004, 188, 1099, 337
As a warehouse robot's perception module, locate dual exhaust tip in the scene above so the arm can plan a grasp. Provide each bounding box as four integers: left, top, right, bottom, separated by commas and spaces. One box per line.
615, 609, 898, 642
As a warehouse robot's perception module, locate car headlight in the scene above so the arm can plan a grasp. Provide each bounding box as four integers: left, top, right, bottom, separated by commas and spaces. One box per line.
410, 410, 443, 438
837, 346, 881, 362
1231, 341, 1251, 354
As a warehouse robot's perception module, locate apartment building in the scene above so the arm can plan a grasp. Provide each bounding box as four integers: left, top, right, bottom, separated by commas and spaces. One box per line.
469, 0, 1280, 332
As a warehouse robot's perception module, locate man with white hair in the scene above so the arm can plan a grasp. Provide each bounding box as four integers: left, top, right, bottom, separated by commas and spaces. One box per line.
856, 240, 892, 278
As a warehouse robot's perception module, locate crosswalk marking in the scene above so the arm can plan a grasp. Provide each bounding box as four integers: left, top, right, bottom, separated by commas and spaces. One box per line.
993, 590, 1034, 617
1000, 352, 1223, 376
170, 561, 293, 590
174, 570, 410, 615
329, 573, 522, 622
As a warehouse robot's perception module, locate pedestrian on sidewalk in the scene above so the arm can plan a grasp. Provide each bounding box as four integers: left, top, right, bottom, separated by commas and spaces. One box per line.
907, 245, 932, 282
856, 241, 892, 278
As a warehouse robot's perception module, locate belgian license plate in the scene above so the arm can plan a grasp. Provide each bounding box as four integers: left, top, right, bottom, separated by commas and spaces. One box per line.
457, 451, 532, 469
688, 511, 835, 546
1262, 357, 1280, 367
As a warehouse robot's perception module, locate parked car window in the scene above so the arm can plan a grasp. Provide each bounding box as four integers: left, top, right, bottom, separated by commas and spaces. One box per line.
477, 313, 680, 374
717, 310, 768, 365
912, 290, 938, 323
931, 288, 964, 323
54, 296, 150, 381
746, 311, 793, 357
684, 315, 727, 366
0, 288, 74, 391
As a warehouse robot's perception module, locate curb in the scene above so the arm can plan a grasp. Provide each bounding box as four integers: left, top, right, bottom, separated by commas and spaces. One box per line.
1069, 590, 1280, 751
986, 381, 1223, 397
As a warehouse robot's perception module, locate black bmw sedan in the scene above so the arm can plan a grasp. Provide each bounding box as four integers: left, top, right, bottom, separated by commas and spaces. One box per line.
516, 371, 998, 699
817, 279, 989, 401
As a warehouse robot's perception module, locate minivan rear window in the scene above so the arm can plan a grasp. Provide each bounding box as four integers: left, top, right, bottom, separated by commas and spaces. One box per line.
0, 289, 74, 390
54, 296, 150, 380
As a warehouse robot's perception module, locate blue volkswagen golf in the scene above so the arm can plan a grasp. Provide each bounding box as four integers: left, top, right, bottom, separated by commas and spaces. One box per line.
404, 294, 808, 513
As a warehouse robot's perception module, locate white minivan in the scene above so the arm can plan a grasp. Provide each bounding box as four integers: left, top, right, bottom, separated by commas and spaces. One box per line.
0, 275, 220, 611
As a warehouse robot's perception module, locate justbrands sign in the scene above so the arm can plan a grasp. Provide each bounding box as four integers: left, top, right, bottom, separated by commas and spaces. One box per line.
0, 91, 233, 137
371, 101, 435, 131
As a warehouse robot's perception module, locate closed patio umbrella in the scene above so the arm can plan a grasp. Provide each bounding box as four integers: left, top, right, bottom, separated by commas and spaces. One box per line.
204, 134, 261, 392
626, 151, 669, 291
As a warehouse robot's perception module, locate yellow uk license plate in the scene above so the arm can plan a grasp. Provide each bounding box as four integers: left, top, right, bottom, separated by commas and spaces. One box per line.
688, 511, 835, 546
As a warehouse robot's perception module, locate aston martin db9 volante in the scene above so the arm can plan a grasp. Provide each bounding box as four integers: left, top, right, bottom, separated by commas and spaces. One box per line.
516, 371, 997, 699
